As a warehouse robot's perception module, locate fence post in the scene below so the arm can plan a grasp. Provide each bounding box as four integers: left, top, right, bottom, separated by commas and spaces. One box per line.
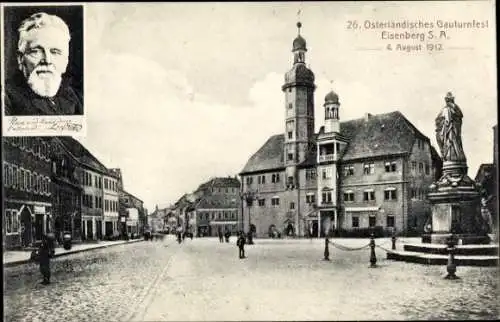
444, 234, 459, 280
369, 233, 377, 268
324, 237, 330, 261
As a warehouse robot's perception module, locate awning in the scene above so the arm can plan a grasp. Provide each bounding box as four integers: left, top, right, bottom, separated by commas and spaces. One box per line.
345, 206, 380, 212
210, 221, 238, 225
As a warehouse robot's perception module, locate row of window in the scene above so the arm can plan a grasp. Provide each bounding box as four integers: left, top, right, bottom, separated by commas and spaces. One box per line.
245, 188, 399, 208
211, 187, 239, 193
83, 194, 104, 209
4, 137, 52, 162
3, 162, 52, 196
416, 139, 426, 150
104, 199, 119, 212
351, 214, 395, 228
411, 161, 430, 175
347, 161, 398, 176
103, 178, 118, 192
83, 172, 119, 192
344, 188, 398, 202
246, 173, 281, 185
199, 211, 237, 221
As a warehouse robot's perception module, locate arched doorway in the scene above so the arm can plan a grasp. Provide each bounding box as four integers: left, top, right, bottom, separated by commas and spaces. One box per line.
20, 206, 33, 247
284, 222, 295, 237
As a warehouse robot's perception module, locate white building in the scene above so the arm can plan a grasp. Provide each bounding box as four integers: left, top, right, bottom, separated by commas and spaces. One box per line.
103, 171, 120, 237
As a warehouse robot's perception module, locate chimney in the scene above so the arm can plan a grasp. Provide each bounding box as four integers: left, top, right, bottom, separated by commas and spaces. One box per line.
364, 113, 372, 122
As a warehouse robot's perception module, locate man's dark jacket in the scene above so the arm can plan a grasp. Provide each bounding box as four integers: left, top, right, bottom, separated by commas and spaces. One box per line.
4, 73, 83, 116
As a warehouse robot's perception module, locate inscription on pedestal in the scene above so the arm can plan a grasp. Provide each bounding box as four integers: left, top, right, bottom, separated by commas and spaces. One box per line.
432, 204, 451, 233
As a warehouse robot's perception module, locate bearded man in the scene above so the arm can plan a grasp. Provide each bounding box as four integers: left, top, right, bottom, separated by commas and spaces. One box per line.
4, 12, 83, 116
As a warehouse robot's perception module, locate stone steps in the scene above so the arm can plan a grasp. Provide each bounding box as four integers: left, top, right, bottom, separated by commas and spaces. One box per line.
402, 243, 499, 256
386, 250, 499, 266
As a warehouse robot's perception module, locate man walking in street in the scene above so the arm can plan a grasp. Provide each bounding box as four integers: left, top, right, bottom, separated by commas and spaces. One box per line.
218, 229, 223, 243
237, 231, 246, 259
35, 235, 52, 285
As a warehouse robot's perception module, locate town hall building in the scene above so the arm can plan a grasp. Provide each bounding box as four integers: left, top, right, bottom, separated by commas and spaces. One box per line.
239, 23, 442, 238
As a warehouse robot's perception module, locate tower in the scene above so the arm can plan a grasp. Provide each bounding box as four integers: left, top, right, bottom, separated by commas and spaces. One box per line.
281, 22, 316, 189
324, 90, 340, 133
316, 90, 348, 236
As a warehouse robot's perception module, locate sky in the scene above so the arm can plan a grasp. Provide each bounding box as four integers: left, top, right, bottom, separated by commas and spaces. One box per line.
76, 1, 497, 211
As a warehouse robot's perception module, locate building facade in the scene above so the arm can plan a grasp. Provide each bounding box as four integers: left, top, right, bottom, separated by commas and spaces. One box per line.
239, 24, 441, 238
193, 177, 241, 237
120, 189, 146, 236
50, 138, 83, 242
103, 171, 120, 238
3, 137, 53, 249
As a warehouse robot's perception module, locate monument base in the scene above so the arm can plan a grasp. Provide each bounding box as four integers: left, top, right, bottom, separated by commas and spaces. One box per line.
425, 161, 490, 244
421, 233, 491, 245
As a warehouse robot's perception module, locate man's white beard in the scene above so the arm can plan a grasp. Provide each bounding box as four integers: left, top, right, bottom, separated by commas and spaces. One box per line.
25, 67, 62, 98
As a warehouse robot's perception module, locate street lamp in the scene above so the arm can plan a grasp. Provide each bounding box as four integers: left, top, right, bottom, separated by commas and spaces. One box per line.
241, 191, 256, 244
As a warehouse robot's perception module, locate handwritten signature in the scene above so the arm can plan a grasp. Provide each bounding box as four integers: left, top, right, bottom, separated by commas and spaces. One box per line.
7, 117, 83, 132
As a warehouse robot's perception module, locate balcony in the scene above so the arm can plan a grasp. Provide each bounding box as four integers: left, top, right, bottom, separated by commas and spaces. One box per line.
318, 154, 335, 162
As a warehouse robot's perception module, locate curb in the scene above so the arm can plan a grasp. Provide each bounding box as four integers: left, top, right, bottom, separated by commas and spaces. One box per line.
4, 239, 145, 268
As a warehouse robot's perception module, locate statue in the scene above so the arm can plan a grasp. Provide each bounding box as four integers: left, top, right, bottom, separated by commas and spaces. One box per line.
435, 92, 467, 162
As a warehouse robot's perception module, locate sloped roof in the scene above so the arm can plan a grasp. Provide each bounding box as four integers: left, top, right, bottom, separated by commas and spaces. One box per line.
57, 137, 110, 174
195, 194, 241, 210
196, 177, 241, 192
240, 111, 435, 174
240, 134, 285, 174
475, 163, 494, 182
340, 111, 422, 161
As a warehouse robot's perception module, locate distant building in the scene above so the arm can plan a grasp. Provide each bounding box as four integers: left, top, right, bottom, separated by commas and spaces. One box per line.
120, 189, 146, 236
171, 177, 242, 236
193, 177, 241, 237
239, 23, 441, 238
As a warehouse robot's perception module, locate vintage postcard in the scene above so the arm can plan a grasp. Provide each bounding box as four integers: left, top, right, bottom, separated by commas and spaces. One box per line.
1, 3, 85, 136
2, 1, 498, 321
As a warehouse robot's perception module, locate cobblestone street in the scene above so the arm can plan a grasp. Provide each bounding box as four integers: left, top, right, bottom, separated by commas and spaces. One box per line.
4, 236, 499, 321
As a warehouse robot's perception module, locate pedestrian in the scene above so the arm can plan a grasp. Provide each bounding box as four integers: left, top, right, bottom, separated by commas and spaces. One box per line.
225, 230, 231, 243
237, 231, 246, 259
176, 225, 182, 244
218, 230, 223, 243
37, 235, 52, 285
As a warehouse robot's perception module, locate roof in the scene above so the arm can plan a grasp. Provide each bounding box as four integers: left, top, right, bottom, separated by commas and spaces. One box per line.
195, 194, 240, 210
196, 177, 241, 192
475, 163, 494, 182
56, 137, 111, 175
240, 111, 436, 175
122, 190, 144, 204
240, 134, 285, 174
340, 111, 423, 161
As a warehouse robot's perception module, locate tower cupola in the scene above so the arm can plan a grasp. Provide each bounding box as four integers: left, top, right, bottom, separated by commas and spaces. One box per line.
324, 90, 340, 133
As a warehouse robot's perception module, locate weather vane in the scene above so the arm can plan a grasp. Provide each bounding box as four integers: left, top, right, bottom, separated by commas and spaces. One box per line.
297, 8, 302, 35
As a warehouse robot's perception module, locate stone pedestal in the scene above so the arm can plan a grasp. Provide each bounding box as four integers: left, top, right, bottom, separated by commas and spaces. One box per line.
423, 161, 490, 245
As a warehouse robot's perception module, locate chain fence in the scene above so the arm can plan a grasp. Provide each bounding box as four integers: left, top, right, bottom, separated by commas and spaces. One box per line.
328, 239, 371, 251
325, 238, 397, 254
